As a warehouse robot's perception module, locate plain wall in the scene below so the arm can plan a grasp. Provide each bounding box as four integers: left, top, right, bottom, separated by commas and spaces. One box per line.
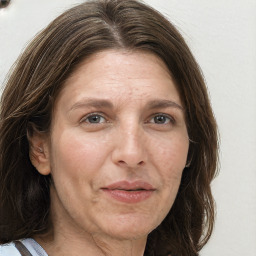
1, 1, 256, 255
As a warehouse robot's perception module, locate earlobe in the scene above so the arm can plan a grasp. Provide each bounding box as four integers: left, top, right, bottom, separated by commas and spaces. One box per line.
27, 128, 51, 176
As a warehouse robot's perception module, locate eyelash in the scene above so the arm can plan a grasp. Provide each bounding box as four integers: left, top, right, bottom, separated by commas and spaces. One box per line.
80, 112, 175, 126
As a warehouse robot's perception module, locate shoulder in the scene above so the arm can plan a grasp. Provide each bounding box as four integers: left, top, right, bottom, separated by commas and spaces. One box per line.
0, 242, 21, 256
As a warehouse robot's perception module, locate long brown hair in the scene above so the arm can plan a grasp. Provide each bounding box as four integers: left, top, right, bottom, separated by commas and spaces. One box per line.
0, 0, 218, 255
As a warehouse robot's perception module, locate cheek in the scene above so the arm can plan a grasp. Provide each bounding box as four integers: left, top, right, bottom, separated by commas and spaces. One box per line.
148, 134, 188, 207
146, 135, 189, 224
150, 133, 189, 175
50, 129, 111, 178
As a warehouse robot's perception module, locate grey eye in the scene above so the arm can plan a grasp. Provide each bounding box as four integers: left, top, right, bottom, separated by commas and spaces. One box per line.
149, 114, 173, 124
86, 115, 105, 124
154, 115, 168, 124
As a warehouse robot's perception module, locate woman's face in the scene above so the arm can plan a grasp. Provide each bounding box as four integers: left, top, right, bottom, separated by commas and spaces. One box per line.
38, 50, 189, 241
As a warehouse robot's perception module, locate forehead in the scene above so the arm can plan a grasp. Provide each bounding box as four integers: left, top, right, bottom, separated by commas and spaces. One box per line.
57, 50, 182, 108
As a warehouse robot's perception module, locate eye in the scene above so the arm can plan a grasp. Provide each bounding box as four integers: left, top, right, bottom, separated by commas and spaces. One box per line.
82, 114, 106, 124
148, 114, 174, 125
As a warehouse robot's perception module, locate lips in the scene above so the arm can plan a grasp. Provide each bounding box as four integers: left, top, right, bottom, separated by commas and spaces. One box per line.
101, 181, 156, 203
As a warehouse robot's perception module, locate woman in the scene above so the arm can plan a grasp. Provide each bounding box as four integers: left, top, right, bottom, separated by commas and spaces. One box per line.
0, 0, 218, 255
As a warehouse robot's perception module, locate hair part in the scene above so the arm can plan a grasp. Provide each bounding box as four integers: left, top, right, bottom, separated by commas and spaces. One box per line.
0, 1, 218, 255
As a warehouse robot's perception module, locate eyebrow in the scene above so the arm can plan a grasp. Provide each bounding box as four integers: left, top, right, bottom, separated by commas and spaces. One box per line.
68, 98, 114, 112
146, 99, 184, 111
68, 98, 183, 112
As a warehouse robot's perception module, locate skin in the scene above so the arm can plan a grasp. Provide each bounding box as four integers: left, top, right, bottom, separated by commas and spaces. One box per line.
30, 50, 189, 256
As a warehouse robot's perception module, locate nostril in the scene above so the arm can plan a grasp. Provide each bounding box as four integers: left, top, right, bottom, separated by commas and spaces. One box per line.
117, 160, 145, 167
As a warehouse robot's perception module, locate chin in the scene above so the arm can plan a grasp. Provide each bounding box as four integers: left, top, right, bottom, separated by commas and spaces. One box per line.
101, 214, 160, 241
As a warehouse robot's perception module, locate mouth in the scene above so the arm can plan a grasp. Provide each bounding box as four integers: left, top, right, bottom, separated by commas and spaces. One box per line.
101, 180, 156, 203
102, 180, 155, 190
111, 188, 148, 191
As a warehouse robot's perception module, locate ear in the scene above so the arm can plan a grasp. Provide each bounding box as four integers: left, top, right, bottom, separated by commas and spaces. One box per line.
27, 127, 51, 176
185, 138, 195, 168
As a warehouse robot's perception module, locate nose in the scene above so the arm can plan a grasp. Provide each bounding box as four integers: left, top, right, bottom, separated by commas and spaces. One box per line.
111, 125, 147, 169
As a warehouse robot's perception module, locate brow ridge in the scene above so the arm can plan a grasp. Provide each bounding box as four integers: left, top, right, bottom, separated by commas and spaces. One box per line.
68, 97, 183, 112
